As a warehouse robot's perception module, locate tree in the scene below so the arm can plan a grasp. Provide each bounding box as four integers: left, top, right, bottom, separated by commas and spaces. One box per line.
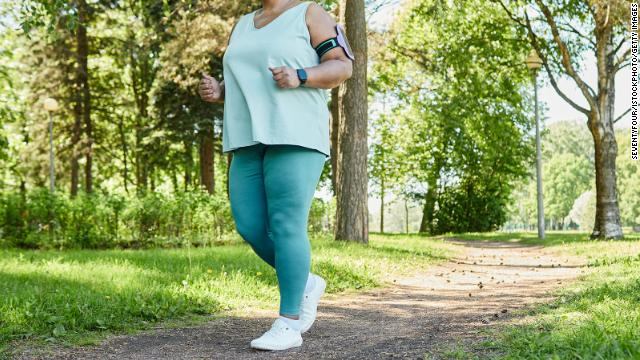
543, 153, 593, 228
156, 0, 256, 194
19, 0, 122, 196
368, 104, 407, 233
494, 0, 631, 239
506, 120, 596, 230
0, 6, 23, 167
374, 0, 534, 234
616, 131, 640, 227
335, 0, 369, 243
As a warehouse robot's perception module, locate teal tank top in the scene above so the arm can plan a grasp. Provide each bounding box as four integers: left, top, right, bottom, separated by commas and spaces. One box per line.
221, 1, 330, 160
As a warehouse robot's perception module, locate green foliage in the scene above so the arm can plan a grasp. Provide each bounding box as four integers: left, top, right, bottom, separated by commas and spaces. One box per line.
433, 178, 509, 233
372, 0, 534, 234
0, 189, 235, 249
506, 123, 638, 230
308, 197, 334, 234
543, 153, 592, 222
18, 0, 76, 35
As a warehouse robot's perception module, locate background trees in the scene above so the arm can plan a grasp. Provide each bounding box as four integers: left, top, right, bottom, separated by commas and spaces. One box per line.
371, 0, 535, 234
0, 0, 636, 248
505, 121, 638, 233
494, 0, 632, 239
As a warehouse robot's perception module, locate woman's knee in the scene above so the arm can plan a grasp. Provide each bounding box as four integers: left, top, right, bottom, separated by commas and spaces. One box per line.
268, 211, 309, 241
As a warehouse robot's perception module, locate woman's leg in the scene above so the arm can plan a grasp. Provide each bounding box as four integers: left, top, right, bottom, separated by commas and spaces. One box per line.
228, 143, 276, 267
263, 144, 326, 317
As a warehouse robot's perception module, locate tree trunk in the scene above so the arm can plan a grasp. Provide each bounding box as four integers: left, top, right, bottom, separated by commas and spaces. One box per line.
329, 1, 345, 196
70, 101, 81, 197
118, 118, 129, 194
419, 175, 437, 233
588, 110, 623, 239
184, 141, 193, 191
588, 18, 623, 240
200, 128, 215, 194
78, 0, 92, 194
334, 0, 368, 243
135, 143, 148, 195
380, 176, 384, 234
330, 86, 342, 196
70, 1, 84, 198
405, 199, 409, 234
150, 166, 156, 192
128, 28, 153, 196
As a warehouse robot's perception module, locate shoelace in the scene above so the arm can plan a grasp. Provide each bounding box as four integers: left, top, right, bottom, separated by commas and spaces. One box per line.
267, 320, 291, 337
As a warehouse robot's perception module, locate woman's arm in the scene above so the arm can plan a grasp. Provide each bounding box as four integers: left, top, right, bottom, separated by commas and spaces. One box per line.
199, 22, 237, 103
270, 2, 353, 90
199, 76, 224, 103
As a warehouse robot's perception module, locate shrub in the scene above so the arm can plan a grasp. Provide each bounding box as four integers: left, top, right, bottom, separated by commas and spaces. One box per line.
0, 188, 236, 249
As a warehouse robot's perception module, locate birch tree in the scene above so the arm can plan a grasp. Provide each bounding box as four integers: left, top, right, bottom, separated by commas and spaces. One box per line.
495, 0, 631, 239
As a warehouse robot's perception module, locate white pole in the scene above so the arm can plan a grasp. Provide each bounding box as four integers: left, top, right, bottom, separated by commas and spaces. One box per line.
49, 112, 55, 192
534, 73, 545, 239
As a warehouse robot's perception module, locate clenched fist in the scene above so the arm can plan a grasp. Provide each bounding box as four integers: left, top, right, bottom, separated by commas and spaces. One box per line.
199, 74, 223, 103
269, 66, 301, 89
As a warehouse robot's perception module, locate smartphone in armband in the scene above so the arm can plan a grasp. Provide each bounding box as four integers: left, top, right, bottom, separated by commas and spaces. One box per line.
314, 24, 355, 61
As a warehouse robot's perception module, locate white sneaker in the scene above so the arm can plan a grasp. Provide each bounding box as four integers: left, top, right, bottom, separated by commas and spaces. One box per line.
300, 273, 326, 333
250, 318, 303, 351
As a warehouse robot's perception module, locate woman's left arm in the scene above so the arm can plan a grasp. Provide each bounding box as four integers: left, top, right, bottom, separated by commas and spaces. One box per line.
270, 2, 353, 89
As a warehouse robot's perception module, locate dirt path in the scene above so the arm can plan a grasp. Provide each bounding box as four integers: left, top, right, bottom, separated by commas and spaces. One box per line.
14, 239, 588, 360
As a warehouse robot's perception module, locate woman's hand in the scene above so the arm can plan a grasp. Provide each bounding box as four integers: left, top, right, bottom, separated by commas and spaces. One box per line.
267, 3, 353, 90
269, 66, 301, 89
199, 74, 224, 103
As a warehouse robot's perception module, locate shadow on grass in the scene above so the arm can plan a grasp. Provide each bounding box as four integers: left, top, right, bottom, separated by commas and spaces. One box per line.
0, 269, 223, 356
496, 259, 640, 359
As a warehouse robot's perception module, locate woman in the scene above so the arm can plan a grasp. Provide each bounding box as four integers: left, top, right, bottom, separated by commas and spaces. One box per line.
198, 0, 353, 351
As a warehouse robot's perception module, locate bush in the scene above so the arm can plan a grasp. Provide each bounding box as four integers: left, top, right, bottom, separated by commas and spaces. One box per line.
0, 188, 235, 249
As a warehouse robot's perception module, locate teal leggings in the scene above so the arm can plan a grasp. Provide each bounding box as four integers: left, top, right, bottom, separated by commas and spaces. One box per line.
229, 142, 326, 316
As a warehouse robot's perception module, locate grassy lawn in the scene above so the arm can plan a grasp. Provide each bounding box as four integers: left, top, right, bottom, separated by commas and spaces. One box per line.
0, 233, 453, 356
455, 231, 640, 359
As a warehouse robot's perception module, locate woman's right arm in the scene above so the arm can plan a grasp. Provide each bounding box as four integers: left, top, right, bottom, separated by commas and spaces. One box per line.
199, 21, 237, 103
199, 75, 224, 103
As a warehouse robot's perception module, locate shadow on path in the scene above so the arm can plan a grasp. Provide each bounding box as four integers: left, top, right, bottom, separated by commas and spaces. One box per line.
13, 240, 587, 360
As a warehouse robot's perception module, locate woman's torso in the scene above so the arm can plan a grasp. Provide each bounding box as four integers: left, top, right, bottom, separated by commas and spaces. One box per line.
222, 1, 330, 159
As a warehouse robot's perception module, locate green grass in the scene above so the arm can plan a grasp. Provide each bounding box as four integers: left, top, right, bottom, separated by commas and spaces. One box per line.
7, 229, 637, 358
0, 233, 452, 356
454, 231, 640, 359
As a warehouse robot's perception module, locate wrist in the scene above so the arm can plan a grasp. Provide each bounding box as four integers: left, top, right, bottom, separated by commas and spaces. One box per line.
217, 80, 225, 102
296, 68, 308, 87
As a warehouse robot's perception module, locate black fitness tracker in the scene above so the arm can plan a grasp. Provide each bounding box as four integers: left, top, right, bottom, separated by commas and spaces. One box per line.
296, 68, 308, 86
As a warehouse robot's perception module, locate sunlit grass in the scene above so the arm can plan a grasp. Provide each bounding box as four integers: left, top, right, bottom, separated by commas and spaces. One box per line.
455, 231, 640, 359
496, 256, 640, 359
0, 233, 452, 354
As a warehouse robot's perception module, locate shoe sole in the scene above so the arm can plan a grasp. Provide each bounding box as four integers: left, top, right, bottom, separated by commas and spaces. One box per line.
251, 338, 303, 351
300, 276, 327, 333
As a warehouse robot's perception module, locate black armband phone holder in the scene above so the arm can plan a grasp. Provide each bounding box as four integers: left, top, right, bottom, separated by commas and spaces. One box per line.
314, 24, 355, 61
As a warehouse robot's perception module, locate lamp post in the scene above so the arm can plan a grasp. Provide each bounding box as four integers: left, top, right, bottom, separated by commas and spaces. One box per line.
43, 98, 59, 193
525, 50, 545, 240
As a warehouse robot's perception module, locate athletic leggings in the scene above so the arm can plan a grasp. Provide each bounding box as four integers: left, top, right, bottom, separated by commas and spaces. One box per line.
228, 142, 326, 316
